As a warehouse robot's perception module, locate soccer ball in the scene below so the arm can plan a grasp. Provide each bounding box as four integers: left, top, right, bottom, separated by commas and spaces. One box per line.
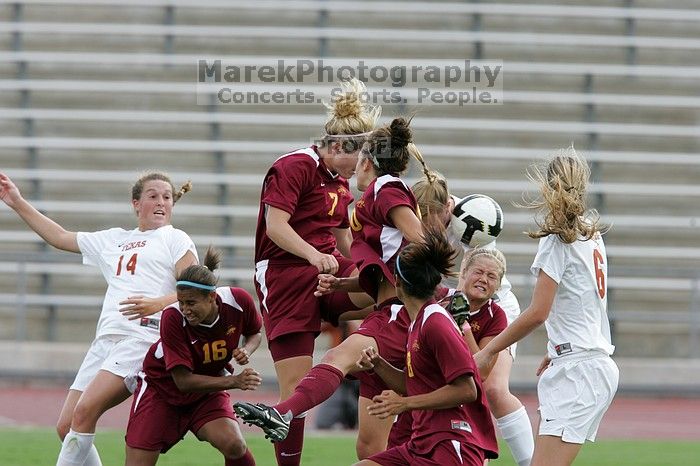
451, 194, 504, 248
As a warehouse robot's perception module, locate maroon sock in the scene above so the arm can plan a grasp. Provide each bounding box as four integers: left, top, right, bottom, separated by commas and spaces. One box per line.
225, 448, 255, 466
274, 417, 305, 466
275, 364, 344, 417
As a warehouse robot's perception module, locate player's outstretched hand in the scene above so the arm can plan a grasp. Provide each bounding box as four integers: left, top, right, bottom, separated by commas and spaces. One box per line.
232, 368, 262, 391
0, 172, 23, 208
314, 273, 339, 297
356, 346, 381, 371
368, 390, 406, 419
119, 296, 164, 320
232, 348, 250, 366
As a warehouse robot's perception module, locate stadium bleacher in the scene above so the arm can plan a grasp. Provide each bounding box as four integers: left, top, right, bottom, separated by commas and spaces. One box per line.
1, 0, 699, 388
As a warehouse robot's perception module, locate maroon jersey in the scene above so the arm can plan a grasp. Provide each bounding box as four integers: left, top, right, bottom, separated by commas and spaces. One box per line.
350, 174, 418, 300
435, 286, 508, 342
142, 287, 262, 406
405, 301, 498, 459
255, 147, 354, 264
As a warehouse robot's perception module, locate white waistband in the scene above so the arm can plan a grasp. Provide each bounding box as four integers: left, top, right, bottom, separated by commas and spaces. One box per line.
550, 350, 610, 366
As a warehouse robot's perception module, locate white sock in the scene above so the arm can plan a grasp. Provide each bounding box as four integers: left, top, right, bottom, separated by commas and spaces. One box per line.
497, 406, 534, 466
83, 445, 102, 466
56, 429, 96, 466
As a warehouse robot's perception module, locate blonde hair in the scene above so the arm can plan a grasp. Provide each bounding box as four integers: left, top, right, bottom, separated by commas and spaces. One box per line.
412, 170, 450, 219
321, 78, 381, 152
461, 247, 506, 283
132, 171, 191, 204
523, 147, 603, 243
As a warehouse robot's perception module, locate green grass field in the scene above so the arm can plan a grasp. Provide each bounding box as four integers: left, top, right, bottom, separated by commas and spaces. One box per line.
1, 428, 698, 465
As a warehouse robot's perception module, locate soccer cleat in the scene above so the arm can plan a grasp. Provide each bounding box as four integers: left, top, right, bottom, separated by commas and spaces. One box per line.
233, 401, 292, 442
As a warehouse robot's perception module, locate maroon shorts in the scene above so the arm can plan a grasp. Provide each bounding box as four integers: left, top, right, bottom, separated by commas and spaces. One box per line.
387, 411, 413, 448
125, 380, 234, 453
354, 298, 410, 399
369, 439, 485, 466
254, 253, 356, 346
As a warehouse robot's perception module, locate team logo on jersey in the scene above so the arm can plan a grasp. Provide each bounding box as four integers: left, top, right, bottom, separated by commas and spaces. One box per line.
469, 321, 481, 334
140, 317, 159, 330
411, 340, 420, 352
555, 342, 572, 355
337, 186, 348, 196
226, 325, 237, 335
355, 199, 365, 209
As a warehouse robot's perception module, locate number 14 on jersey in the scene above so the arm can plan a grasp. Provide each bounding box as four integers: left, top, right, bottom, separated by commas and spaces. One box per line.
116, 253, 138, 276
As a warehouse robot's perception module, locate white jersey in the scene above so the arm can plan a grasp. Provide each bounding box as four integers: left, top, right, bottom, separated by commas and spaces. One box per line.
530, 232, 615, 360
77, 224, 197, 342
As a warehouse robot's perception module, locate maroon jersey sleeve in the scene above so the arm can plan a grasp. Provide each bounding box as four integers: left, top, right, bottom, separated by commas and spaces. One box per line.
232, 288, 263, 336
478, 302, 508, 340
261, 155, 314, 216
374, 184, 415, 226
159, 308, 195, 372
424, 311, 476, 384
433, 285, 451, 302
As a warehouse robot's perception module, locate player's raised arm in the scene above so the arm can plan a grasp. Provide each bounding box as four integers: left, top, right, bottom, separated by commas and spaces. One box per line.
0, 172, 79, 252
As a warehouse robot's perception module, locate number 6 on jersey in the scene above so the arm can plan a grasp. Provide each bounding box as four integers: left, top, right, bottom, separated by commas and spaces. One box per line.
593, 249, 605, 299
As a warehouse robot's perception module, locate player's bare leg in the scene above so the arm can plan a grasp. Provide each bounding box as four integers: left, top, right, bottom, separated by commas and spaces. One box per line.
484, 351, 533, 466
356, 397, 393, 459
56, 389, 82, 440
197, 418, 254, 465
530, 435, 582, 466
71, 370, 131, 433
124, 446, 159, 466
57, 371, 130, 466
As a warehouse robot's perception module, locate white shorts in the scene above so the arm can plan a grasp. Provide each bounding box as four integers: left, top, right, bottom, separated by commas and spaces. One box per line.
537, 353, 619, 444
70, 334, 153, 394
494, 290, 520, 358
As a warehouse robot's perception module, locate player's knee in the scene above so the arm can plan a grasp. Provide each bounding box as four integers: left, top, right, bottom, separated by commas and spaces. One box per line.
356, 435, 383, 460
220, 437, 248, 459
321, 346, 353, 372
483, 378, 508, 406
70, 400, 100, 430
322, 345, 342, 365
56, 421, 70, 440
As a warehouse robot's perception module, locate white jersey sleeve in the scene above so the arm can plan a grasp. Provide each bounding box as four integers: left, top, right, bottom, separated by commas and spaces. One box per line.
167, 227, 197, 265
77, 228, 124, 267
530, 235, 567, 283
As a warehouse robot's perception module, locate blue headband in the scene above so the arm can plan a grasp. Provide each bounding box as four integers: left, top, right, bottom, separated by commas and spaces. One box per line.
395, 255, 413, 286
176, 280, 216, 291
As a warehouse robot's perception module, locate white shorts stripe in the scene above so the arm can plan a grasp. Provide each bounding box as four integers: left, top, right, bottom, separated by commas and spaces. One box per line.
451, 440, 463, 464
132, 371, 148, 413
255, 260, 270, 313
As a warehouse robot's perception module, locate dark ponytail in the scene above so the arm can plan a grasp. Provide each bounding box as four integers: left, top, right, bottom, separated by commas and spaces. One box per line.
176, 246, 221, 295
396, 223, 457, 299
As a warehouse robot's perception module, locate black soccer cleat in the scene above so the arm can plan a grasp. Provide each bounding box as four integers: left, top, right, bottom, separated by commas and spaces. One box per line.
233, 401, 292, 443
